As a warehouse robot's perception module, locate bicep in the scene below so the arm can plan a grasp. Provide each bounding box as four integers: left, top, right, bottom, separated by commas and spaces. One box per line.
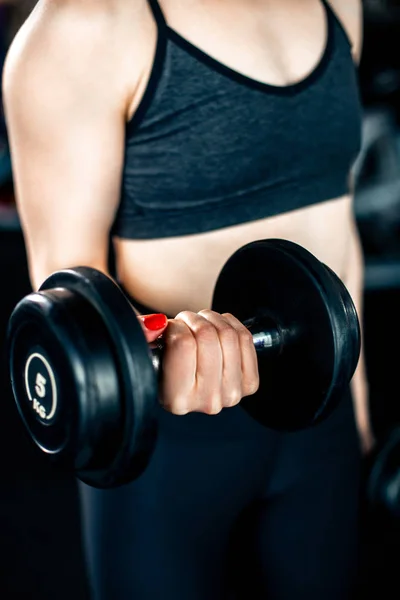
7, 94, 126, 288
3, 7, 127, 290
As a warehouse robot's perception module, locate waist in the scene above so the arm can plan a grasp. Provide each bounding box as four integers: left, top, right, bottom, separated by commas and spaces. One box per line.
113, 193, 353, 317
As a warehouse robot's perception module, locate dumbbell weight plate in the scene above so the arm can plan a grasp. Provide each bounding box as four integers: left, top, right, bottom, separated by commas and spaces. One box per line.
212, 239, 361, 430
275, 240, 361, 402
8, 287, 118, 466
8, 268, 159, 489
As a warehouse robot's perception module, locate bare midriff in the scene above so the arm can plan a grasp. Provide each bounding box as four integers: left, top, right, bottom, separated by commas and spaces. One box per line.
113, 195, 354, 316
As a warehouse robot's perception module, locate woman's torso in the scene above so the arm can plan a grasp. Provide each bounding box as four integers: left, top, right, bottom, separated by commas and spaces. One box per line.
113, 0, 361, 317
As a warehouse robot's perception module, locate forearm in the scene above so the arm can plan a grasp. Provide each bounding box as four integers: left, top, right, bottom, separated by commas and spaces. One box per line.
344, 217, 373, 443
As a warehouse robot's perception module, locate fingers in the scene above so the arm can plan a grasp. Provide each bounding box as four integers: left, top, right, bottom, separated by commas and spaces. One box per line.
161, 318, 197, 415
197, 310, 243, 408
159, 310, 260, 416
174, 311, 224, 414
137, 313, 169, 343
220, 312, 260, 398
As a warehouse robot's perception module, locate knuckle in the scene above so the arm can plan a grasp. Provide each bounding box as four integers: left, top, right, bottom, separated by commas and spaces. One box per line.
162, 395, 191, 416
168, 329, 196, 352
222, 312, 235, 321
173, 408, 191, 416
179, 335, 197, 354
244, 375, 260, 397
196, 322, 218, 343
239, 327, 254, 345
166, 406, 190, 416
223, 389, 242, 408
197, 309, 216, 318
205, 406, 223, 416
175, 310, 195, 321
219, 326, 239, 347
203, 394, 223, 415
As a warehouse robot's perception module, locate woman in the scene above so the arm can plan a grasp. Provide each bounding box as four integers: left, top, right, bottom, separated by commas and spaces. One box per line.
3, 0, 373, 598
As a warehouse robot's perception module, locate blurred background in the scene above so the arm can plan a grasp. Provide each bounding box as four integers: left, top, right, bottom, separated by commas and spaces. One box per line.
0, 1, 399, 598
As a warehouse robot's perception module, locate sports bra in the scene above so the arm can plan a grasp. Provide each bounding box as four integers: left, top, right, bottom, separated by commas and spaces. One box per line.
111, 0, 362, 240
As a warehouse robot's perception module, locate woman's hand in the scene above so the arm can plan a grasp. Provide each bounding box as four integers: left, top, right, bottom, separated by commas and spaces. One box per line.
138, 311, 260, 416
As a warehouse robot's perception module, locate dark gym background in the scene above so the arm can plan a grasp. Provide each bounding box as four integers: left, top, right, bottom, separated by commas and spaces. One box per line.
0, 1, 399, 598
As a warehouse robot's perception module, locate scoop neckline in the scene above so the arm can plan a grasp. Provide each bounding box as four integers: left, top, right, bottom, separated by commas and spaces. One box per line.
164, 2, 334, 96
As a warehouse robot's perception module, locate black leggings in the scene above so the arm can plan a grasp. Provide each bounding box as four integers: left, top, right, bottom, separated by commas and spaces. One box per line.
79, 385, 361, 600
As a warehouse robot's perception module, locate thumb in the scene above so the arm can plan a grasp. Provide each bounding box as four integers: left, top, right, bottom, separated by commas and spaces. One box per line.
137, 313, 169, 343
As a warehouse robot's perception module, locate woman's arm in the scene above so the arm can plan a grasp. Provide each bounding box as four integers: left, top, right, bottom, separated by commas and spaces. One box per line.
345, 217, 375, 454
2, 0, 144, 289
331, 0, 375, 452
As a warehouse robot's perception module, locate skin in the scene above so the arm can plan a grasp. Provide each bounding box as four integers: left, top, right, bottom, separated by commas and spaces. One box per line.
2, 0, 373, 448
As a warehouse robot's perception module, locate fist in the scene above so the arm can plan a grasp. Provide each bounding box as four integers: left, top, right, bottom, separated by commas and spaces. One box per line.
157, 310, 260, 416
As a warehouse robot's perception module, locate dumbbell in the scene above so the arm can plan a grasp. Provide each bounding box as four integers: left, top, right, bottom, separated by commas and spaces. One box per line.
367, 427, 400, 520
7, 239, 360, 489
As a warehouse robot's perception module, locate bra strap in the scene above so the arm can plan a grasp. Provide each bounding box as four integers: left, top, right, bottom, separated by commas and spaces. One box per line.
148, 0, 167, 29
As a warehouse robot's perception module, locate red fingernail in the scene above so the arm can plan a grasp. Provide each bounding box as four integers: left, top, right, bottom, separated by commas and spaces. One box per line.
140, 314, 168, 331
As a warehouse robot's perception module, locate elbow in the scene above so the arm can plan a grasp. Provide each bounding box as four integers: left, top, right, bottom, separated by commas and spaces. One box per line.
28, 253, 110, 292
20, 224, 112, 291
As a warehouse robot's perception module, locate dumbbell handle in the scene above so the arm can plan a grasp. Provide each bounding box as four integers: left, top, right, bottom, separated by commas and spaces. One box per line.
149, 315, 284, 373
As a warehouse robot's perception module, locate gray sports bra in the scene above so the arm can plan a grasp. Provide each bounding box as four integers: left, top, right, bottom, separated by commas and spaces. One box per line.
111, 0, 362, 240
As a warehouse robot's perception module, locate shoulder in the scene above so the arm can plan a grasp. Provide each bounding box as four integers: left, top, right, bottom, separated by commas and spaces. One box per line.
327, 0, 363, 64
3, 0, 151, 107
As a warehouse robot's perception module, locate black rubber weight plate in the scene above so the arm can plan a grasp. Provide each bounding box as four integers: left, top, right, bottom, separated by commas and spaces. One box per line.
40, 268, 159, 488
273, 239, 361, 398
212, 239, 360, 431
8, 291, 87, 461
